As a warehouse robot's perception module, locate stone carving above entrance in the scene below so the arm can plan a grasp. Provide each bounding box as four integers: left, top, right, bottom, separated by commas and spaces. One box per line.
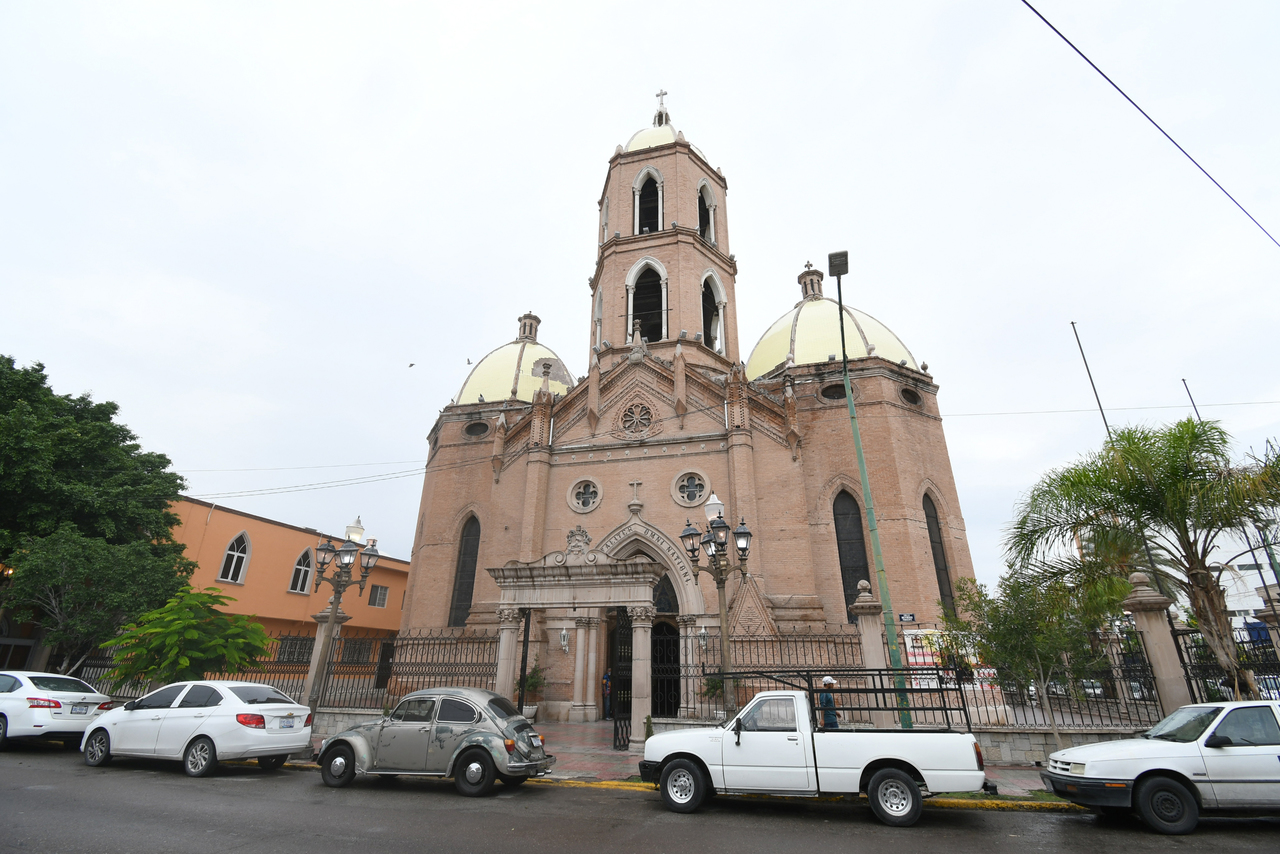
566, 525, 592, 555
611, 392, 664, 441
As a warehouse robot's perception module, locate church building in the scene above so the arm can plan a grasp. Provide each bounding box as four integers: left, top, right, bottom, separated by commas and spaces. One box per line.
401, 98, 975, 740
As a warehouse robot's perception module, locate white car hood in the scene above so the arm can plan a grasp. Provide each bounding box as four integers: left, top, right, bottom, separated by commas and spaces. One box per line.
1051, 737, 1200, 764
643, 726, 724, 761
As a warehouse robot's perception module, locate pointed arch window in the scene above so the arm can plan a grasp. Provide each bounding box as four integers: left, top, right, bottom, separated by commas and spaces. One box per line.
653, 575, 679, 614
633, 268, 663, 344
288, 550, 312, 593
637, 177, 659, 234
701, 279, 722, 353
448, 516, 482, 627
833, 491, 870, 622
218, 533, 250, 584
698, 192, 711, 239
923, 494, 956, 616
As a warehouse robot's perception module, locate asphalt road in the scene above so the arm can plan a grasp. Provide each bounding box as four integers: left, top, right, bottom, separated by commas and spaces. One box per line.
2, 741, 1275, 854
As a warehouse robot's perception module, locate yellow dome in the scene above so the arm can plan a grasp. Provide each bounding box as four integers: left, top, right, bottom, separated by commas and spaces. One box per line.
626, 124, 677, 152
456, 314, 575, 405
745, 298, 919, 381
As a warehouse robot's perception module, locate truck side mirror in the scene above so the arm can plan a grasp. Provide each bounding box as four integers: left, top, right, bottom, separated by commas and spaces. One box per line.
1204, 734, 1232, 748
733, 717, 742, 746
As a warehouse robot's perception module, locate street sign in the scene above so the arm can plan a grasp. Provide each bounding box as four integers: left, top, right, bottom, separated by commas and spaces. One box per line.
828, 251, 848, 278
898, 613, 916, 623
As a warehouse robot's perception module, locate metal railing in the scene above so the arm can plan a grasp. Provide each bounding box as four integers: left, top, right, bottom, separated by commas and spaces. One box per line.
1174, 624, 1280, 702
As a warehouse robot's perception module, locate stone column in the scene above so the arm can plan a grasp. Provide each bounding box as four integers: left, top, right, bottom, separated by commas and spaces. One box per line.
629, 605, 656, 750
585, 616, 601, 720
849, 580, 894, 728
677, 615, 698, 717
302, 602, 352, 708
570, 617, 590, 721
495, 608, 523, 700
1122, 572, 1191, 715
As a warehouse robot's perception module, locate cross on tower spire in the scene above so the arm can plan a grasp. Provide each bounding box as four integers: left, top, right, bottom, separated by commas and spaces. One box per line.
653, 89, 671, 127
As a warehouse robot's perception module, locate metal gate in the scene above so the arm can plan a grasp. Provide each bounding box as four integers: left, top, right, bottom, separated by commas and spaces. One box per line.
651, 621, 680, 717
611, 608, 633, 750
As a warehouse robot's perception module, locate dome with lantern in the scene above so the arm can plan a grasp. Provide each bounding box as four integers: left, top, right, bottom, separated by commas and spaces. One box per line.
456, 313, 575, 405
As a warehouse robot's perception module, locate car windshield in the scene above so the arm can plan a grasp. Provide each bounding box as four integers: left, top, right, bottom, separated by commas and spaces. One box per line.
488, 697, 519, 718
28, 676, 97, 693
1145, 706, 1222, 742
229, 686, 295, 705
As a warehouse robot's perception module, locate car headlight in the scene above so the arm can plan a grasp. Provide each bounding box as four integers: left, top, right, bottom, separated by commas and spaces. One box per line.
1070, 762, 1086, 775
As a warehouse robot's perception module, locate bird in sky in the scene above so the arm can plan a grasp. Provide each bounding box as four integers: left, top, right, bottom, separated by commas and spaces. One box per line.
467, 358, 472, 364
408, 363, 415, 368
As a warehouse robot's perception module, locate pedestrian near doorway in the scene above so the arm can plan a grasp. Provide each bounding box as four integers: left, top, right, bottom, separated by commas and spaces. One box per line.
819, 676, 838, 730
602, 668, 613, 719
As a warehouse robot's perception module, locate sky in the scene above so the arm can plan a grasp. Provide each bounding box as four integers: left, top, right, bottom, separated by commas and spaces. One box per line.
3, 1, 1279, 594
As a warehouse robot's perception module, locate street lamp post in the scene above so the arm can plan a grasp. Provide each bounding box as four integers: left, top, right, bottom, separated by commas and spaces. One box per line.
306, 532, 380, 713
680, 492, 752, 712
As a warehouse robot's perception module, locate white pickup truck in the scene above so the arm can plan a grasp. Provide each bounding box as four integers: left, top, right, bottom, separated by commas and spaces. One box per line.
638, 689, 988, 826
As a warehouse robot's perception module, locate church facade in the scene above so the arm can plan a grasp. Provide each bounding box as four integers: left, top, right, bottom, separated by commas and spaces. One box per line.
401, 101, 975, 739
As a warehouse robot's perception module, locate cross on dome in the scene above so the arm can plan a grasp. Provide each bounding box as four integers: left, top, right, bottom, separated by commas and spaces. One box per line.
804, 261, 813, 271
653, 89, 671, 127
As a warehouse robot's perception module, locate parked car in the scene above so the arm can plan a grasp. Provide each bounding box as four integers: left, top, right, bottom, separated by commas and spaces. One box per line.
1040, 700, 1280, 834
639, 690, 988, 826
0, 671, 114, 748
316, 687, 555, 796
82, 681, 311, 777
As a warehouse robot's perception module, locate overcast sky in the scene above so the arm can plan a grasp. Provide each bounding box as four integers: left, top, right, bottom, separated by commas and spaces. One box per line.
3, 1, 1278, 592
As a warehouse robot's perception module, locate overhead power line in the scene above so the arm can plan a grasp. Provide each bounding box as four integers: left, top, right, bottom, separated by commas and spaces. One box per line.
1020, 0, 1280, 250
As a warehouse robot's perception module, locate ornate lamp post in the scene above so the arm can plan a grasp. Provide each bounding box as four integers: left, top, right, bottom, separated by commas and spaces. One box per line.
680, 492, 752, 712
306, 530, 380, 712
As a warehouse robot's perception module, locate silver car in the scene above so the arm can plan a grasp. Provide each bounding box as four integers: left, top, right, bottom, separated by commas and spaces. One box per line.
316, 687, 555, 796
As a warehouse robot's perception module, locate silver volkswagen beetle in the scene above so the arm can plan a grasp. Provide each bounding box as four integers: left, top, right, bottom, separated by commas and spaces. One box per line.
316, 687, 554, 796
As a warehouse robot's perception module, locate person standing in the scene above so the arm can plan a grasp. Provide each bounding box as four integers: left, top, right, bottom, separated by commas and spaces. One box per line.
819, 676, 838, 730
602, 668, 613, 719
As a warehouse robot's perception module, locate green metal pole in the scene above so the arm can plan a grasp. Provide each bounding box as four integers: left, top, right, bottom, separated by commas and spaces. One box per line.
833, 269, 912, 728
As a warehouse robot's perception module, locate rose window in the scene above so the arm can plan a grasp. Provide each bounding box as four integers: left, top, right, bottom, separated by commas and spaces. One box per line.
678, 475, 705, 503
621, 404, 653, 433
574, 482, 599, 510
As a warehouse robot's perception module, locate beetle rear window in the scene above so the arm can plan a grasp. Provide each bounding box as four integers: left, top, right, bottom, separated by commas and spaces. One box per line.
488, 697, 519, 718
230, 686, 295, 705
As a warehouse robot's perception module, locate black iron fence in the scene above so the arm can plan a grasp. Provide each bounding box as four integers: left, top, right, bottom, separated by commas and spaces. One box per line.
670, 625, 864, 721
315, 627, 499, 710
1174, 625, 1280, 702
883, 623, 1162, 730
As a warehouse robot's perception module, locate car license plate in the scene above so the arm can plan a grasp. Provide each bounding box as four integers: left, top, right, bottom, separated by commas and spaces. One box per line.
529, 734, 541, 747
280, 718, 294, 729
71, 704, 89, 715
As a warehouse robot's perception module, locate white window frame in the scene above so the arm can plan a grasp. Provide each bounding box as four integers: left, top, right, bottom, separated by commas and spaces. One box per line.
288, 549, 312, 594
369, 584, 389, 608
218, 532, 251, 585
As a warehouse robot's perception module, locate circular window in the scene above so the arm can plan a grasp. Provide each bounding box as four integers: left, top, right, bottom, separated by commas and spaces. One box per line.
671, 470, 711, 508
899, 388, 923, 406
821, 384, 847, 401
463, 421, 491, 438
621, 403, 653, 433
567, 478, 602, 514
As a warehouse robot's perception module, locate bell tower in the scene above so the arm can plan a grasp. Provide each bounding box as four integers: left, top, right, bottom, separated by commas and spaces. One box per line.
589, 94, 739, 369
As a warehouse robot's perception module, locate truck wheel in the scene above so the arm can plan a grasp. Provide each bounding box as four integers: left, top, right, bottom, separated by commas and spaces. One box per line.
1134, 776, 1198, 835
320, 744, 356, 788
660, 759, 706, 813
868, 768, 923, 827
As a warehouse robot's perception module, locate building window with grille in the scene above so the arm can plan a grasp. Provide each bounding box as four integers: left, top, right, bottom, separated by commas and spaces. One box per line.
218, 533, 250, 584
369, 584, 389, 608
288, 550, 311, 593
923, 494, 956, 616
341, 638, 373, 663
833, 491, 870, 622
448, 516, 481, 627
276, 636, 314, 663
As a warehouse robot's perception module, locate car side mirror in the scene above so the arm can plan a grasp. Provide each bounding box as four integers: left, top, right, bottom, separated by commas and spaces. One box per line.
123, 700, 138, 712
1204, 734, 1232, 748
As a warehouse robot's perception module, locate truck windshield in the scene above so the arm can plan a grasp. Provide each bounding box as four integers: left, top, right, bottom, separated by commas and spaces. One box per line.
1144, 706, 1222, 742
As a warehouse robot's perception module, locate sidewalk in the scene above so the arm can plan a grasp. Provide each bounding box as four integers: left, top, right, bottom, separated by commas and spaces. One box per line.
531, 718, 1050, 796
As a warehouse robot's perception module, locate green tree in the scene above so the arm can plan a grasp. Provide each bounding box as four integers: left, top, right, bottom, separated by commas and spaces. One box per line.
101, 587, 272, 687
2, 524, 192, 675
941, 576, 1109, 750
1007, 418, 1280, 697
0, 356, 185, 563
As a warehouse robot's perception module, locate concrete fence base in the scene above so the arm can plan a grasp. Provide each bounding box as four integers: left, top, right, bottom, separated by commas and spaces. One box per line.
975, 728, 1141, 765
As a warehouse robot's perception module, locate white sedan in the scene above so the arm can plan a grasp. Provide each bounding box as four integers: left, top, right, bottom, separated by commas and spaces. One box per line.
82, 681, 312, 777
1041, 700, 1280, 834
0, 671, 115, 748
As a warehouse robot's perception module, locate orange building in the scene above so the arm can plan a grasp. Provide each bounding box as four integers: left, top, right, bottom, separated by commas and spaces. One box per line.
172, 498, 409, 638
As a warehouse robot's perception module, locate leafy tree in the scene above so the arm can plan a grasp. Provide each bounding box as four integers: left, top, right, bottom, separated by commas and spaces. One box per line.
0, 356, 185, 564
1, 524, 192, 675
1007, 418, 1280, 697
101, 587, 271, 687
941, 576, 1109, 750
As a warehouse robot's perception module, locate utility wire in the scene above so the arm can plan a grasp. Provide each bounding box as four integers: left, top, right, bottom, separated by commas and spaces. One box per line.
1020, 0, 1280, 249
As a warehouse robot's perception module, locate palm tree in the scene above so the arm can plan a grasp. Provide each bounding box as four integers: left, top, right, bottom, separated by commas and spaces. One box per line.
1007, 418, 1280, 698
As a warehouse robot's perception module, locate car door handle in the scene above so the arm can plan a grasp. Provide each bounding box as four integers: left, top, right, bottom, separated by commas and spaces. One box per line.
787, 737, 799, 742
150, 715, 162, 720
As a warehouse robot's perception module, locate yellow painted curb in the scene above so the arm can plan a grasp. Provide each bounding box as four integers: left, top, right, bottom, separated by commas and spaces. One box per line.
529, 778, 654, 791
